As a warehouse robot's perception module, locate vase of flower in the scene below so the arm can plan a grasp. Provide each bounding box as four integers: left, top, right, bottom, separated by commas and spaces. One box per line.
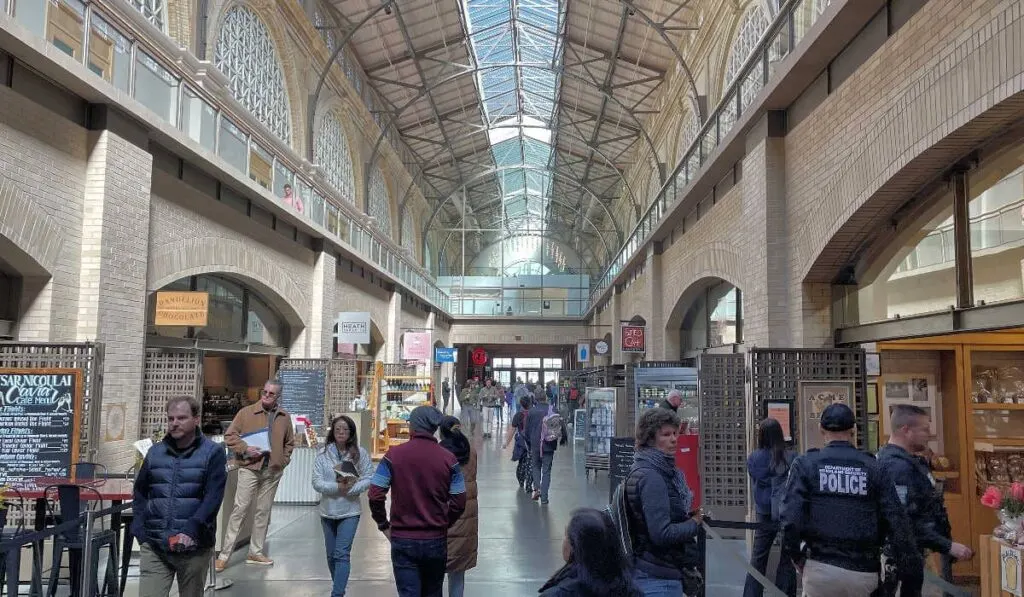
983, 483, 1024, 544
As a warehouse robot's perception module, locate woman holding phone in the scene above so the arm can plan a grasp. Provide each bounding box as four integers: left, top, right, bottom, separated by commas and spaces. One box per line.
312, 415, 373, 597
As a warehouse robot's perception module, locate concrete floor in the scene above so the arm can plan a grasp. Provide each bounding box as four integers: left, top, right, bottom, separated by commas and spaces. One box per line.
118, 432, 749, 596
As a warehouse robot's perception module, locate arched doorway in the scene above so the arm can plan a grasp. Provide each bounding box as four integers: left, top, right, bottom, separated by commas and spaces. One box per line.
666, 278, 742, 362
0, 233, 53, 340
142, 273, 298, 439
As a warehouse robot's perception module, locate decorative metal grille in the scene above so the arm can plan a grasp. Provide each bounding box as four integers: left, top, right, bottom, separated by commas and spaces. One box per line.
141, 350, 201, 439
750, 348, 867, 449
368, 166, 392, 234
313, 6, 336, 51
127, 0, 166, 31
215, 6, 291, 142
698, 353, 747, 515
327, 358, 359, 414
401, 211, 416, 258
0, 342, 103, 460
315, 111, 355, 204
725, 4, 770, 94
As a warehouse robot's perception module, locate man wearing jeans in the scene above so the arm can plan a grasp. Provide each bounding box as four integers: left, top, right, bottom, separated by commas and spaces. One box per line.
132, 396, 227, 597
524, 395, 568, 505
217, 379, 295, 571
369, 406, 467, 597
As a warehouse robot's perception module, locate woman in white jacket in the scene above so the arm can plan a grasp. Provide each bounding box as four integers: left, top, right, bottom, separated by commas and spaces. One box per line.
312, 415, 374, 597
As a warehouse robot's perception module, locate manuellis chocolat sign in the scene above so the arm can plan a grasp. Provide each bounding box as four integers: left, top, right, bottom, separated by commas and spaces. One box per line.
621, 325, 646, 353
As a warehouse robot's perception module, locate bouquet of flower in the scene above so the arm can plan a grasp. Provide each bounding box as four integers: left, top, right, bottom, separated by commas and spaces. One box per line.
982, 482, 1024, 543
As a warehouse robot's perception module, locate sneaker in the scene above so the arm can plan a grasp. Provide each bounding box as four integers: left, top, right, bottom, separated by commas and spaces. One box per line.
246, 554, 274, 566
540, 499, 549, 505
214, 559, 227, 573
531, 490, 541, 500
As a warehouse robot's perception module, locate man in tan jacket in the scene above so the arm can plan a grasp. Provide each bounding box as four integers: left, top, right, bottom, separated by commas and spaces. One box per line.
216, 379, 295, 571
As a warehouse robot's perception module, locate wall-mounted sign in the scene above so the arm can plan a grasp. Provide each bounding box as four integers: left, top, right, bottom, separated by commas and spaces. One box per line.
336, 312, 371, 344
471, 348, 488, 366
435, 347, 457, 363
621, 325, 646, 353
594, 340, 609, 355
154, 291, 209, 326
402, 332, 432, 362
577, 342, 590, 363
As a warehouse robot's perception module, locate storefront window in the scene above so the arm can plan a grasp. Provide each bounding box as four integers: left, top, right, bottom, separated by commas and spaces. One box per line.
246, 294, 284, 347
195, 276, 245, 343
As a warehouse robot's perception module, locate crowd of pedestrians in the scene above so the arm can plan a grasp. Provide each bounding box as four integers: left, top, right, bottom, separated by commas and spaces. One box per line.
129, 374, 968, 597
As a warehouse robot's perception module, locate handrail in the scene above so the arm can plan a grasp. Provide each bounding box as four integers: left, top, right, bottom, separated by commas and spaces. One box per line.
587, 0, 832, 310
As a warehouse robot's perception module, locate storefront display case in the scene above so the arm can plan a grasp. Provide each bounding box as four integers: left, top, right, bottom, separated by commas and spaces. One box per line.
584, 387, 620, 475
878, 332, 1024, 578
367, 362, 433, 458
632, 367, 699, 430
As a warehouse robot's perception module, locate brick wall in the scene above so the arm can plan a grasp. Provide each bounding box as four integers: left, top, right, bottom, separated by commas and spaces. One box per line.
0, 85, 86, 341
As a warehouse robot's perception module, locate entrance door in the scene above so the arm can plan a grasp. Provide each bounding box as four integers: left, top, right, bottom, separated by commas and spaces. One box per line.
141, 349, 202, 439
520, 370, 540, 385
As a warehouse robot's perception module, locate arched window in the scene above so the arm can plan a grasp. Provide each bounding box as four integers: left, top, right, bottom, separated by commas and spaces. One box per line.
215, 6, 291, 142
725, 4, 770, 90
315, 111, 355, 203
368, 166, 392, 234
401, 211, 417, 259
680, 113, 699, 156
128, 0, 166, 31
313, 5, 336, 51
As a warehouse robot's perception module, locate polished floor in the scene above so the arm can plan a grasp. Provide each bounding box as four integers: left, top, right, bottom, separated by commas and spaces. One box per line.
118, 429, 749, 596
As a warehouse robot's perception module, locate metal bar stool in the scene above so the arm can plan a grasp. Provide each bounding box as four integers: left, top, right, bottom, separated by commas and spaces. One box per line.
44, 485, 119, 597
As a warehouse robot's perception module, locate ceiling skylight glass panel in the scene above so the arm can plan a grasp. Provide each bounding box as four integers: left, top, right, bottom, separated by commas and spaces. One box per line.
463, 0, 565, 235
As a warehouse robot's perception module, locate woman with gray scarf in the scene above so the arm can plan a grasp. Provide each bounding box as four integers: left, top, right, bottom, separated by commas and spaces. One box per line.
622, 408, 703, 596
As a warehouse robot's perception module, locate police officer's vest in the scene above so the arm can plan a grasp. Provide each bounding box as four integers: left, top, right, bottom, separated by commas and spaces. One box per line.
804, 445, 882, 553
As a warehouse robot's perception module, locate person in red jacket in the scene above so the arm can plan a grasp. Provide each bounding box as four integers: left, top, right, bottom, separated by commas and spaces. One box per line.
369, 406, 467, 597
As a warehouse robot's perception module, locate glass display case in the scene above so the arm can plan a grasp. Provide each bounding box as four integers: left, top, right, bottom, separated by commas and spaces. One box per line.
633, 367, 699, 431
969, 350, 1024, 492
584, 387, 619, 474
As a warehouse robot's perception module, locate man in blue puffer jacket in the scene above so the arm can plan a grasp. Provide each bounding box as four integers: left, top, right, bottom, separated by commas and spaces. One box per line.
132, 396, 227, 597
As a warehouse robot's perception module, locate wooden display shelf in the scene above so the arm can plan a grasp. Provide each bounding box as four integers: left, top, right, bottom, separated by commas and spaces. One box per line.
972, 403, 1024, 411
933, 470, 960, 480
975, 438, 1024, 447
980, 534, 1023, 597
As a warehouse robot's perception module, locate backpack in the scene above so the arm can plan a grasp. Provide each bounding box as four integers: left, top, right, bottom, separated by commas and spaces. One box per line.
769, 452, 796, 521
541, 412, 563, 443
606, 474, 635, 559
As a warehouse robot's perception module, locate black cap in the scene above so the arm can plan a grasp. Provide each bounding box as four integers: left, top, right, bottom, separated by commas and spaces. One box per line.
819, 403, 855, 432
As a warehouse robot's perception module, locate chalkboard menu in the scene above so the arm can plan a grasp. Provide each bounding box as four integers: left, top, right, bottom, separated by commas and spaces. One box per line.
0, 368, 82, 487
278, 368, 327, 428
609, 436, 636, 501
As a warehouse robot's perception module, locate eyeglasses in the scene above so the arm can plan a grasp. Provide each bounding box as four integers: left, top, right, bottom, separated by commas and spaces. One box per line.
261, 389, 279, 397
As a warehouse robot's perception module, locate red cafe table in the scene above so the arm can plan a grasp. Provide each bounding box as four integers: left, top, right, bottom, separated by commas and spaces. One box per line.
4, 478, 134, 597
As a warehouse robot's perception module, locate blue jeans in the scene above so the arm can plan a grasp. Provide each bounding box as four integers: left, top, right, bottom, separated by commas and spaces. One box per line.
447, 570, 465, 597
321, 516, 359, 597
391, 537, 447, 597
531, 450, 554, 502
635, 569, 684, 597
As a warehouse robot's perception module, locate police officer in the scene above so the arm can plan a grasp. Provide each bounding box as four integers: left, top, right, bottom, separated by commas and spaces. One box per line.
780, 403, 920, 597
877, 404, 972, 596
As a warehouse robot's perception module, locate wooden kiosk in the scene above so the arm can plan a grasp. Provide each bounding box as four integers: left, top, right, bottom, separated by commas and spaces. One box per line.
877, 330, 1024, 580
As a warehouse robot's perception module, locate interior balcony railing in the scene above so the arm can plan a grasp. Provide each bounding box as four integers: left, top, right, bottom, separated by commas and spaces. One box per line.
588, 0, 832, 309
1, 0, 450, 313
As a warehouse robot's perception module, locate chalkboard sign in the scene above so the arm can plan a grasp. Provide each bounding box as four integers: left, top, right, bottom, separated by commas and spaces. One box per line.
609, 436, 636, 501
0, 368, 82, 487
278, 368, 327, 428
572, 409, 586, 441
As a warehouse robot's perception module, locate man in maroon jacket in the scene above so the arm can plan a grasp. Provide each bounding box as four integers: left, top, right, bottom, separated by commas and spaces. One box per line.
369, 406, 467, 597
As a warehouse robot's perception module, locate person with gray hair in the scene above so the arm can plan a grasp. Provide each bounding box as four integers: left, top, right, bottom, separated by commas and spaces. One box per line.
660, 389, 683, 413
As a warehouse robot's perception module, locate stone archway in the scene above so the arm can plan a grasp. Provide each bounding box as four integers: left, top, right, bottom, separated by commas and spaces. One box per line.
664, 276, 743, 361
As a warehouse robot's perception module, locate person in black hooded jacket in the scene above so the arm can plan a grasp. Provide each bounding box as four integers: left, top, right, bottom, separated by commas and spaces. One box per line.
625, 408, 702, 596
539, 508, 642, 597
132, 396, 227, 597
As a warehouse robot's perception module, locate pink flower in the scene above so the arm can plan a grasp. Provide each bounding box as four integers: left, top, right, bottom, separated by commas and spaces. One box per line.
1012, 482, 1024, 502
981, 486, 1003, 509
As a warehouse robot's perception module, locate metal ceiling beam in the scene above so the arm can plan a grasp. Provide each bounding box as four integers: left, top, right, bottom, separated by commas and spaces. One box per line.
563, 35, 666, 76
363, 34, 467, 74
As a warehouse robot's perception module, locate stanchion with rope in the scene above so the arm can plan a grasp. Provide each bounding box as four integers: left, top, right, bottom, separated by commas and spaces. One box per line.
204, 554, 233, 594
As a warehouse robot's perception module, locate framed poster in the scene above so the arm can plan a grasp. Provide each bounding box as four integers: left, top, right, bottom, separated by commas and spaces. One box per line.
867, 383, 879, 415
798, 380, 855, 452
882, 374, 938, 435
766, 401, 793, 442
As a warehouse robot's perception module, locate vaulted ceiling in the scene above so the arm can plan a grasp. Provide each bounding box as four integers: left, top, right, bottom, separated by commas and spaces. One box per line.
314, 0, 703, 275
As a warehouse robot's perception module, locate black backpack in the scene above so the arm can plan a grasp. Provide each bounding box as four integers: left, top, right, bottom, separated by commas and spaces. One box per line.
606, 473, 636, 559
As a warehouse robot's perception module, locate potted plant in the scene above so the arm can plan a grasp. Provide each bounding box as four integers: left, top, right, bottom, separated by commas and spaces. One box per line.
981, 482, 1024, 545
